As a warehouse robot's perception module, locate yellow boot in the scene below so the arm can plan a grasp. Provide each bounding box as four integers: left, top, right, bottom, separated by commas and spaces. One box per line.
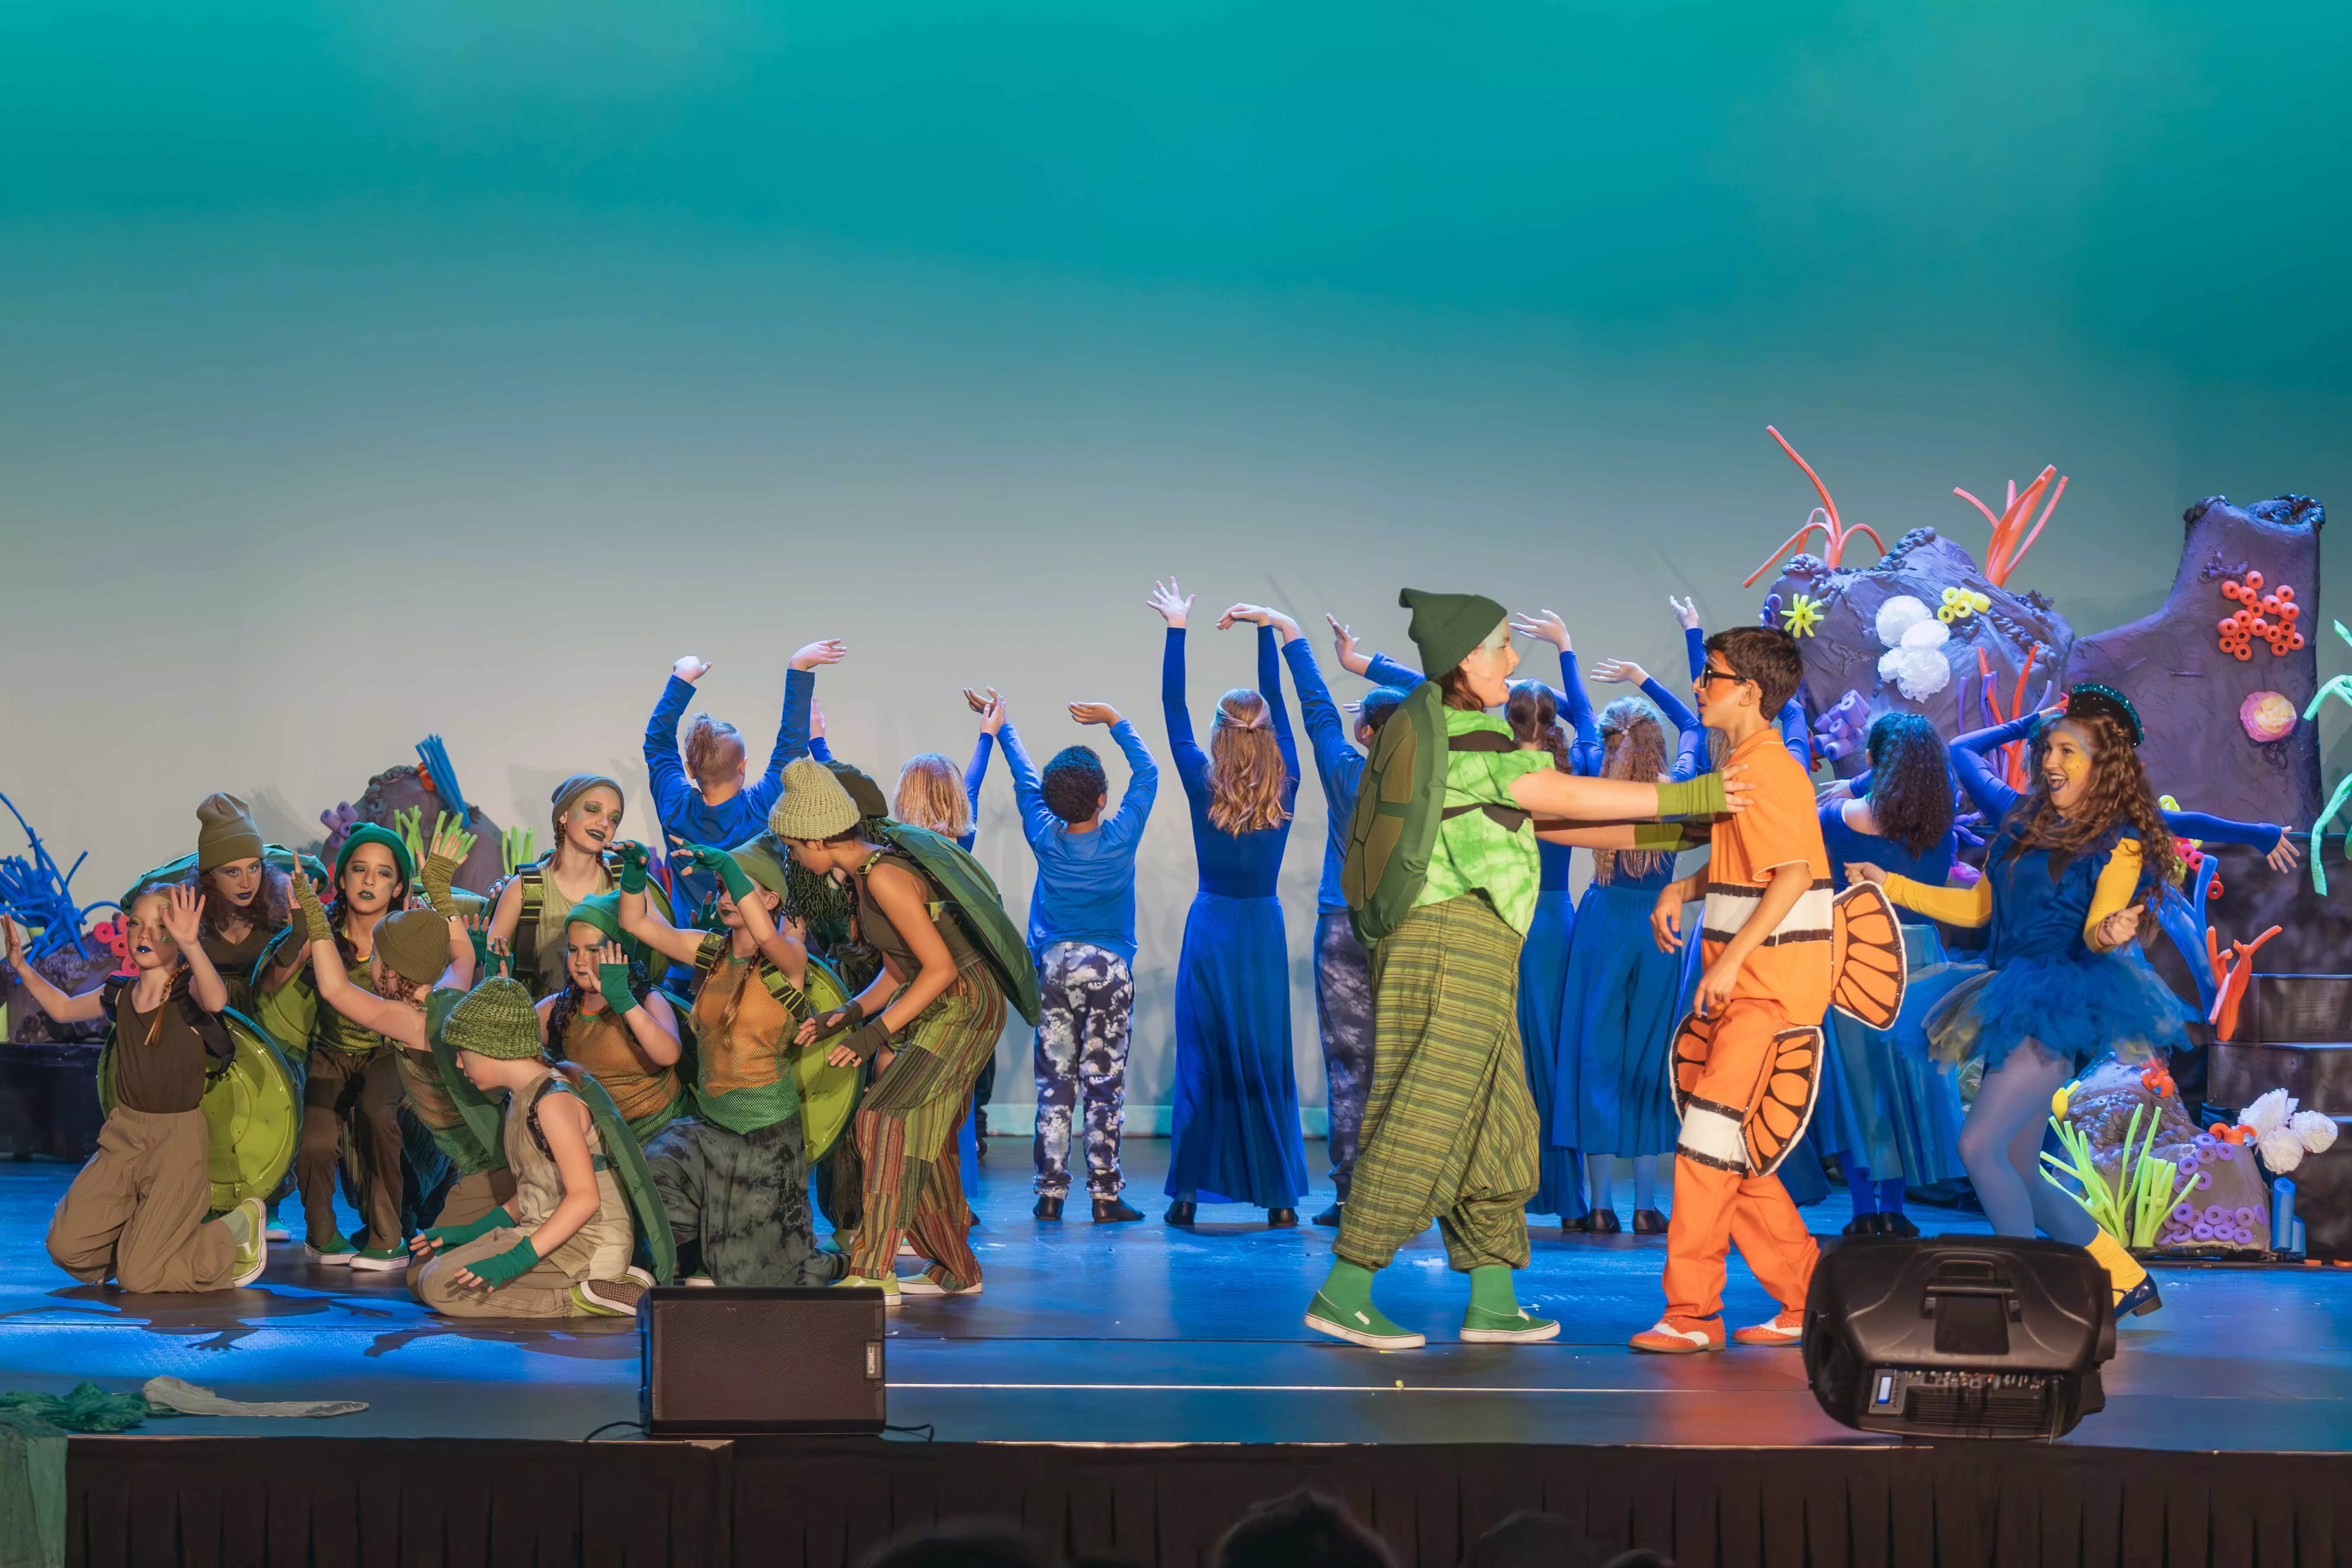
2084, 1228, 2160, 1319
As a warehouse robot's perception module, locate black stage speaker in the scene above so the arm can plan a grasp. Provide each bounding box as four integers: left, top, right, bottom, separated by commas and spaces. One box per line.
1803, 1237, 2115, 1440
639, 1286, 888, 1435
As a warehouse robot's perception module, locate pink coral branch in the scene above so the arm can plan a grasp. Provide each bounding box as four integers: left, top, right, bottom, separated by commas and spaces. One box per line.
1952, 487, 2004, 533
1741, 519, 1831, 588
2003, 473, 2066, 581
1766, 425, 1841, 530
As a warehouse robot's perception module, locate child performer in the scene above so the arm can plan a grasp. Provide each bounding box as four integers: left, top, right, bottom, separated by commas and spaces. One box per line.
185, 793, 293, 1014
487, 775, 626, 1001
1627, 625, 1830, 1355
996, 697, 1159, 1222
10, 888, 268, 1292
613, 839, 838, 1289
644, 641, 844, 914
1306, 590, 1746, 1351
536, 895, 687, 1149
1283, 616, 1413, 1227
901, 686, 1007, 852
778, 761, 1009, 1302
409, 979, 647, 1319
1150, 584, 1308, 1227
1850, 686, 2196, 1319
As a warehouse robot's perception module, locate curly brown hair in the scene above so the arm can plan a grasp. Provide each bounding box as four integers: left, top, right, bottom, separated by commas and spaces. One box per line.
187, 861, 291, 937
1593, 697, 1670, 885
1999, 712, 2181, 913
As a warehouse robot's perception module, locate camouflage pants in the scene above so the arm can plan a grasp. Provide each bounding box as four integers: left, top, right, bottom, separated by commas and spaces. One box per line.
1031, 943, 1134, 1197
1314, 913, 1374, 1204
644, 1115, 842, 1288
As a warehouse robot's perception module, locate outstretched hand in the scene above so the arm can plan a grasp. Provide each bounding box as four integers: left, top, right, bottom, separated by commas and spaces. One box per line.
1325, 614, 1371, 676
791, 639, 848, 673
1510, 609, 1570, 651
1069, 702, 1121, 727
159, 885, 206, 949
1147, 578, 1193, 628
673, 655, 712, 683
1591, 658, 1647, 686
2267, 833, 2303, 874
4, 917, 27, 971
964, 687, 1007, 735
1670, 596, 1701, 632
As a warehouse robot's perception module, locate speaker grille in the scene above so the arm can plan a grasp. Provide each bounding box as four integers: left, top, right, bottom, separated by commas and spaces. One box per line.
641, 1287, 887, 1435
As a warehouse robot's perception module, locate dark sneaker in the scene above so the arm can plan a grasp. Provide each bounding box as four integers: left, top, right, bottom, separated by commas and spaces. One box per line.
1092, 1197, 1143, 1223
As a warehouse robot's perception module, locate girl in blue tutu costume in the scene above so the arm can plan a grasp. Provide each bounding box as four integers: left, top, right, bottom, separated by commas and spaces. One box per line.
1849, 684, 2184, 1320
1814, 714, 1967, 1237
1150, 581, 1310, 1226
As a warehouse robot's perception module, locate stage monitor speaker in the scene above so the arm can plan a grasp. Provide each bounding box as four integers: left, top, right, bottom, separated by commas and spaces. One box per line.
639, 1286, 888, 1435
1803, 1237, 2115, 1440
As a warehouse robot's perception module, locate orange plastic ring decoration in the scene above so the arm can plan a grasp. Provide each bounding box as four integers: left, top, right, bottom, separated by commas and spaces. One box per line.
2246, 569, 2265, 590
2278, 585, 2295, 601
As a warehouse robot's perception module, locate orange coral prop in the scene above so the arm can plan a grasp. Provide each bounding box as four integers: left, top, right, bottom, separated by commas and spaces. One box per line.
1953, 467, 2067, 587
2206, 923, 2284, 1042
1975, 644, 2042, 790
1741, 427, 1892, 587
2217, 571, 2306, 661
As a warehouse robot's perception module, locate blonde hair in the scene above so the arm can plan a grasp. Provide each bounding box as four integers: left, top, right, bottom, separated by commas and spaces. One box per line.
1593, 697, 1670, 885
894, 754, 972, 841
682, 714, 746, 792
1207, 689, 1290, 835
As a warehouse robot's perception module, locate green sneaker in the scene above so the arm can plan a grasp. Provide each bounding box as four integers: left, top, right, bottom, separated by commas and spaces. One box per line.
1305, 1290, 1425, 1350
224, 1198, 268, 1287
349, 1246, 411, 1273
305, 1232, 358, 1266
834, 1274, 902, 1309
1461, 1303, 1560, 1344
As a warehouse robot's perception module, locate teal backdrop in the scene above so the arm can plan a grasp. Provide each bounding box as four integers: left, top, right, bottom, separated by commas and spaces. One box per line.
4, 1, 2347, 1132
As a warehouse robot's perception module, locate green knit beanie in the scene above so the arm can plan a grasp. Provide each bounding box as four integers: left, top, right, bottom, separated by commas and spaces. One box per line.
1399, 587, 1510, 678
441, 977, 543, 1060
195, 792, 264, 871
372, 908, 451, 987
563, 891, 650, 965
770, 758, 862, 841
335, 822, 416, 887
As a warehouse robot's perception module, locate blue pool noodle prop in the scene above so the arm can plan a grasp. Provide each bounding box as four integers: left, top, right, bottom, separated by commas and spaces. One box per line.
414, 735, 470, 829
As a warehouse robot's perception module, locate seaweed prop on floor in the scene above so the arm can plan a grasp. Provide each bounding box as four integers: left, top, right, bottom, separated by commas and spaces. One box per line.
2048, 1061, 2273, 1254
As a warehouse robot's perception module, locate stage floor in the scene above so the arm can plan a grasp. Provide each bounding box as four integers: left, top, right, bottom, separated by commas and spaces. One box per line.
5, 1139, 2350, 1452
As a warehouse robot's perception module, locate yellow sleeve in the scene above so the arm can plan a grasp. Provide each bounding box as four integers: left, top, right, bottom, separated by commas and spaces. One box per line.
2085, 839, 2144, 945
1881, 873, 1992, 928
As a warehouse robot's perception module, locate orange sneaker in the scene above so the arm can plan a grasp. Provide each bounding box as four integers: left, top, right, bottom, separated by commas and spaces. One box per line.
1731, 1309, 1805, 1347
1628, 1316, 1725, 1354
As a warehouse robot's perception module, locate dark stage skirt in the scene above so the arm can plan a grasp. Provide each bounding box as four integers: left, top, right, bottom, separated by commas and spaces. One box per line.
1166, 892, 1309, 1207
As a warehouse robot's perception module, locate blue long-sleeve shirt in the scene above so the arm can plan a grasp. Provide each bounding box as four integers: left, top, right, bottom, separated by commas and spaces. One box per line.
1282, 638, 1367, 916
1362, 646, 1604, 774
645, 668, 813, 909
1164, 626, 1299, 900
1936, 715, 2284, 851
999, 720, 1158, 961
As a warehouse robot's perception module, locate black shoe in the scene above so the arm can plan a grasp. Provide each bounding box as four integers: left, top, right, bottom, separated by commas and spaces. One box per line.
1092, 1196, 1143, 1223
1312, 1204, 1343, 1227
1841, 1212, 1879, 1237
1881, 1210, 1919, 1238
1586, 1207, 1622, 1236
1165, 1200, 1197, 1226
1562, 1213, 1589, 1233
1267, 1207, 1298, 1228
1033, 1194, 1064, 1221
1631, 1208, 1668, 1235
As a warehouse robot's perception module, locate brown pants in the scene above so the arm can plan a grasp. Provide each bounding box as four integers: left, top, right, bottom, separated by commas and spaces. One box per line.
410, 1225, 597, 1318
299, 1046, 404, 1252
49, 1107, 240, 1292
432, 1167, 517, 1232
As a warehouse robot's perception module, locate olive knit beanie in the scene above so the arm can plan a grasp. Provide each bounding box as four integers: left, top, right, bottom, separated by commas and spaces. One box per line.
335, 822, 415, 886
442, 977, 543, 1060
372, 908, 451, 988
1399, 587, 1510, 679
549, 774, 625, 835
770, 759, 862, 841
195, 793, 264, 872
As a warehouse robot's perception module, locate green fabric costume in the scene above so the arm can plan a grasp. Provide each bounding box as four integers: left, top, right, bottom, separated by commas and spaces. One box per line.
1419, 708, 1555, 934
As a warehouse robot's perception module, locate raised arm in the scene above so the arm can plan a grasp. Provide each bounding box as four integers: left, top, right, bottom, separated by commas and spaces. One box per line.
2, 918, 108, 1023
1778, 697, 1812, 771
158, 887, 230, 1015
612, 844, 713, 968
1365, 651, 1424, 691
1256, 623, 1300, 784
773, 640, 847, 777
1281, 636, 1362, 806
643, 659, 705, 824
999, 718, 1057, 850
1951, 713, 2037, 822
1101, 714, 1160, 842
1152, 580, 1209, 796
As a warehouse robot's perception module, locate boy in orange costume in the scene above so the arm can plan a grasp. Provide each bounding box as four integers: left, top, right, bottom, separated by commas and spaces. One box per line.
1634, 625, 1828, 1353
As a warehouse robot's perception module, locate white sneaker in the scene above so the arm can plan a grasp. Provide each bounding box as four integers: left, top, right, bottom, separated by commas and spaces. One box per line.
681, 1274, 717, 1288
898, 1273, 982, 1297
305, 1236, 358, 1266
225, 1198, 269, 1287
347, 1247, 411, 1273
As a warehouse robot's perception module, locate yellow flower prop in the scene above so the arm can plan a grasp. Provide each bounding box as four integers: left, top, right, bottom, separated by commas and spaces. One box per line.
2050, 1085, 2071, 1120
1937, 586, 1992, 623
1780, 593, 1824, 638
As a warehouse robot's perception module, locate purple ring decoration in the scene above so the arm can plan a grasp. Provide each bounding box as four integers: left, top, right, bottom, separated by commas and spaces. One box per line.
2192, 1223, 2215, 1240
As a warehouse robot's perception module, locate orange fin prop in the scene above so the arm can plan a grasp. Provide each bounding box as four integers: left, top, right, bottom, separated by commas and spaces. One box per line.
1671, 1006, 1715, 1120
1829, 881, 1908, 1029
1746, 1026, 1825, 1177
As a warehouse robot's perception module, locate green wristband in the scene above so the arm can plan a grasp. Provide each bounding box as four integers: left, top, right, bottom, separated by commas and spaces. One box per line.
464, 1236, 539, 1289
1654, 773, 1727, 820
1631, 821, 1695, 852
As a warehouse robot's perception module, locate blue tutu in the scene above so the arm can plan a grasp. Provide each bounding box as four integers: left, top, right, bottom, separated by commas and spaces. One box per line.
1920, 945, 2196, 1073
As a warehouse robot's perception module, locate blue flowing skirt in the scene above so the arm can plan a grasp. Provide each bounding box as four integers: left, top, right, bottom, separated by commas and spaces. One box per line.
1166, 892, 1309, 1207
1557, 883, 1684, 1159
1517, 889, 1585, 1219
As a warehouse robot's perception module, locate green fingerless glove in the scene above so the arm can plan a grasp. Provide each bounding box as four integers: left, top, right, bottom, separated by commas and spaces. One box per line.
1654, 773, 1728, 820
422, 1205, 514, 1252
289, 870, 332, 946
838, 1016, 892, 1063
597, 962, 640, 1018
616, 841, 649, 895
420, 851, 463, 918
809, 1000, 864, 1041
464, 1237, 539, 1289
692, 845, 755, 903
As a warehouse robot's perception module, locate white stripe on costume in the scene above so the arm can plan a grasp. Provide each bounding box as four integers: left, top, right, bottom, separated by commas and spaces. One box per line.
1678, 1102, 1749, 1171
1701, 880, 1832, 946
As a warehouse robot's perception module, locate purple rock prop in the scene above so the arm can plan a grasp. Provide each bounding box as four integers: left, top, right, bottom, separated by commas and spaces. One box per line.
321, 765, 505, 895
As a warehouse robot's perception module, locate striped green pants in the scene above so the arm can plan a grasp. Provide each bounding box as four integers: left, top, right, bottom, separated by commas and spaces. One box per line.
1335, 895, 1540, 1273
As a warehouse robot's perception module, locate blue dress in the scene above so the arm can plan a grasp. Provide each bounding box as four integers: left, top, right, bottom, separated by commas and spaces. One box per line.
1813, 803, 1968, 1185
1558, 846, 1688, 1161
1162, 625, 1309, 1208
